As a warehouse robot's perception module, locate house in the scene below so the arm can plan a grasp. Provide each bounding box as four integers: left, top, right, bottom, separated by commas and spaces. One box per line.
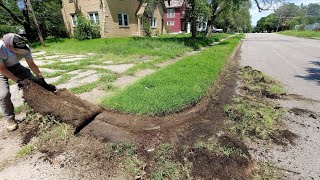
61, 0, 167, 37
163, 0, 189, 33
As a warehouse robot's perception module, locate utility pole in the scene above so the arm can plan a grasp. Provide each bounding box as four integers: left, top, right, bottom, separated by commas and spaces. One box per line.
25, 0, 45, 47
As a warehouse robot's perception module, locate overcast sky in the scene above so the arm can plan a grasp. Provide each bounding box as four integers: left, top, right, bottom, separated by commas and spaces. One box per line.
250, 0, 320, 26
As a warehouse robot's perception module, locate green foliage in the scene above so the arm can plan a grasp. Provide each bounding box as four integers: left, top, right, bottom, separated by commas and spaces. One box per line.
74, 15, 101, 40
102, 35, 243, 115
31, 0, 68, 38
0, 25, 18, 37
279, 30, 320, 39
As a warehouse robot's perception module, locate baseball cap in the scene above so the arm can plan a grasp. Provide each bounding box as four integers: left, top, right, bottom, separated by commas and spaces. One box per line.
2, 33, 29, 49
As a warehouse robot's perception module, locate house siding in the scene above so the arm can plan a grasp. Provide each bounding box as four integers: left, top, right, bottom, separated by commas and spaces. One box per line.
164, 7, 182, 33
61, 0, 166, 37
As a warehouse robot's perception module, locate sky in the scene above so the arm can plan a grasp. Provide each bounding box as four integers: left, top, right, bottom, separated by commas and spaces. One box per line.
250, 0, 320, 26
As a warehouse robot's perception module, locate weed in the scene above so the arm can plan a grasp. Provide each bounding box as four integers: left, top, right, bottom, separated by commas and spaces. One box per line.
195, 141, 246, 157
110, 142, 137, 156
14, 103, 31, 114
16, 144, 34, 158
253, 162, 281, 180
124, 155, 146, 179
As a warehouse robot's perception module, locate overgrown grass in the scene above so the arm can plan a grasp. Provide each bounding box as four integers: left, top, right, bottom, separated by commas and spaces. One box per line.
225, 67, 285, 139
102, 35, 243, 115
278, 30, 320, 39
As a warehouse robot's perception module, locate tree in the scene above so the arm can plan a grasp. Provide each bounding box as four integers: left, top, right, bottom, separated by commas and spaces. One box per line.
0, 0, 34, 39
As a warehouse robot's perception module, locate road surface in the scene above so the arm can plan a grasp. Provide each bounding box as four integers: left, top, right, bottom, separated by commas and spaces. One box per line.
240, 33, 320, 101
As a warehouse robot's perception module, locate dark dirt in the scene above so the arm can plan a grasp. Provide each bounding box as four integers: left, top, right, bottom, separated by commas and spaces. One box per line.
19, 122, 39, 145
188, 148, 254, 180
271, 129, 299, 146
289, 108, 319, 119
22, 81, 102, 132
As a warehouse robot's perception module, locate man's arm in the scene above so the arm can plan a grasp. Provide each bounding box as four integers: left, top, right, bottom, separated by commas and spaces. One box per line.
26, 58, 43, 78
0, 62, 19, 82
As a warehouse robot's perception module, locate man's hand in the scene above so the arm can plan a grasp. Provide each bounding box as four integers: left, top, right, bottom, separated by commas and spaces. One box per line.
17, 79, 27, 89
33, 78, 56, 92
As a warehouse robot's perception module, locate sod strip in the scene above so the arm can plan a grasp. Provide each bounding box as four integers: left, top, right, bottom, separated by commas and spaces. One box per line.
102, 35, 243, 115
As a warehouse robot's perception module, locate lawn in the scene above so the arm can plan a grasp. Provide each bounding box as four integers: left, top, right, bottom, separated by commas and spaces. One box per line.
278, 30, 320, 39
102, 35, 243, 115
30, 33, 231, 95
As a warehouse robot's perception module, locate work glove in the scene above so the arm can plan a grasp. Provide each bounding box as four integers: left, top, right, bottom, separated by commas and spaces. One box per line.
16, 79, 27, 89
33, 77, 56, 92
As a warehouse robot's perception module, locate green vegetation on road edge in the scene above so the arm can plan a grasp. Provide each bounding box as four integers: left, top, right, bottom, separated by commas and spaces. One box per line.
102, 35, 243, 115
278, 30, 320, 39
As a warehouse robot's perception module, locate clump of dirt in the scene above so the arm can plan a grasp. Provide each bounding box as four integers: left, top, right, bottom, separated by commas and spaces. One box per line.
241, 66, 285, 99
22, 80, 103, 132
271, 130, 299, 146
188, 148, 254, 180
289, 108, 319, 119
218, 135, 251, 158
19, 122, 39, 145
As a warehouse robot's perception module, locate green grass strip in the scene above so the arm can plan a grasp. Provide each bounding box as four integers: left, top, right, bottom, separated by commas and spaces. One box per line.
278, 30, 320, 39
102, 35, 243, 115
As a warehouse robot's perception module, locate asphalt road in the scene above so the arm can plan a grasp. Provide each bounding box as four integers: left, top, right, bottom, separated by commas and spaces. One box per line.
240, 33, 320, 101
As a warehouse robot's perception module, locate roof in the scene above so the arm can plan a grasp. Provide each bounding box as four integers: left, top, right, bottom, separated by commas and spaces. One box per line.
136, 3, 148, 16
164, 0, 184, 8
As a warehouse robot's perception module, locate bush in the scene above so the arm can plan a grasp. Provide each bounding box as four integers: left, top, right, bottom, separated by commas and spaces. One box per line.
0, 25, 18, 37
74, 15, 101, 40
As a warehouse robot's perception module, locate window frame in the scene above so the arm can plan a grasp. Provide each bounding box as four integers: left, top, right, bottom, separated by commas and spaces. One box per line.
88, 11, 100, 25
118, 13, 129, 27
151, 17, 156, 28
167, 8, 175, 18
70, 13, 77, 27
167, 21, 174, 26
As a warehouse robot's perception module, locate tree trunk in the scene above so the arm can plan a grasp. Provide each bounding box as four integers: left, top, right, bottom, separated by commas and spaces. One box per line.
191, 17, 197, 38
22, 10, 33, 40
0, 2, 34, 40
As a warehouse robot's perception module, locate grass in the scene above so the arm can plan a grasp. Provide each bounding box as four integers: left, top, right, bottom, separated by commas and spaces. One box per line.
102, 35, 243, 115
253, 162, 281, 180
195, 141, 246, 157
153, 143, 183, 180
224, 67, 285, 140
32, 34, 231, 93
278, 30, 320, 39
16, 144, 34, 157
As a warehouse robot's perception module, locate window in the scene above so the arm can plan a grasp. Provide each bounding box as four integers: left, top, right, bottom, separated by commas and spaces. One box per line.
167, 9, 175, 18
151, 17, 156, 28
70, 14, 77, 26
118, 13, 128, 26
88, 12, 99, 24
167, 21, 174, 26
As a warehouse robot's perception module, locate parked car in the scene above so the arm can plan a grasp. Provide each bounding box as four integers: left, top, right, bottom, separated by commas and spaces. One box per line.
212, 27, 223, 33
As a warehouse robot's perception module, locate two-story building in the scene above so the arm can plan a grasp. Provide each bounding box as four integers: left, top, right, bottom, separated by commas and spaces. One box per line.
163, 0, 189, 33
61, 0, 167, 37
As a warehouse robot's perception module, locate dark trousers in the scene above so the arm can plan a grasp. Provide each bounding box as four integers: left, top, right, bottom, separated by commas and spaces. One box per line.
0, 63, 33, 120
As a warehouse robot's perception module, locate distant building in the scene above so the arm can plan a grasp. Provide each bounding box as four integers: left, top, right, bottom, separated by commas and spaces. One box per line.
61, 0, 167, 37
163, 0, 189, 33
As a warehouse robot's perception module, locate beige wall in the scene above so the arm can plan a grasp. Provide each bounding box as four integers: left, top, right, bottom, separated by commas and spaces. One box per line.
61, 0, 105, 36
61, 0, 166, 37
150, 4, 167, 36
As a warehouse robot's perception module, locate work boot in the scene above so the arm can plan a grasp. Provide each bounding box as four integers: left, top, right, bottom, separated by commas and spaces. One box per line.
6, 119, 18, 131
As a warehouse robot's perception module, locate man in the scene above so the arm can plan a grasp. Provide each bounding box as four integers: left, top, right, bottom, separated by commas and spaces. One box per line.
0, 33, 54, 131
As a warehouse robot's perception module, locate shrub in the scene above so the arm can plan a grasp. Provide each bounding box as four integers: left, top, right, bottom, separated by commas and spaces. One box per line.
74, 15, 101, 40
0, 25, 18, 37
